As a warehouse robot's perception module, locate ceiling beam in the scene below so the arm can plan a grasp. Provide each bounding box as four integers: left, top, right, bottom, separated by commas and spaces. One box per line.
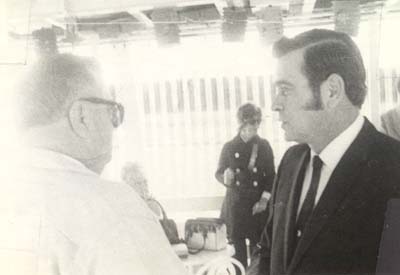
128, 10, 154, 27
214, 0, 229, 16
303, 0, 317, 13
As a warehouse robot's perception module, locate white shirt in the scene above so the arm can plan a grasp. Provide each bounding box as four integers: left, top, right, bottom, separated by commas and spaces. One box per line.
0, 148, 188, 275
298, 115, 365, 215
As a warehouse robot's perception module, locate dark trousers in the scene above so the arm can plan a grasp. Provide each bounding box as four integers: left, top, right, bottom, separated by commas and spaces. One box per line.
232, 237, 257, 269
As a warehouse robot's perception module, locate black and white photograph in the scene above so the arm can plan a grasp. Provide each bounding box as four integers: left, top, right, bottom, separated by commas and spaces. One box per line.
1, 0, 400, 274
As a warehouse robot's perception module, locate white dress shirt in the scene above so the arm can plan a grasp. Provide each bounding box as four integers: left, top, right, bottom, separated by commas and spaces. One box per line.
297, 115, 365, 215
0, 148, 187, 275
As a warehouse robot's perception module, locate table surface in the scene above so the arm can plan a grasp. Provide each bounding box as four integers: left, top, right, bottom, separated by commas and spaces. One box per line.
180, 244, 235, 266
170, 213, 233, 273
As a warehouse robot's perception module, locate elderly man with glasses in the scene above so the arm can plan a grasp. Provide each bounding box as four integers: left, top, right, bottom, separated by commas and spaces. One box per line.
4, 54, 187, 275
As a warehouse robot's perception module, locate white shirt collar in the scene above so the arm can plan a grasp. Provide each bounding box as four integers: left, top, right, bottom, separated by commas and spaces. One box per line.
20, 148, 98, 176
311, 115, 364, 170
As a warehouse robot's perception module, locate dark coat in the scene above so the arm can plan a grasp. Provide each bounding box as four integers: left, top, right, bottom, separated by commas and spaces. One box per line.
216, 135, 275, 240
252, 118, 400, 275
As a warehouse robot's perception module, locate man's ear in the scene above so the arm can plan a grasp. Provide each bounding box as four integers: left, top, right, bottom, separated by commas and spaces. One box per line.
68, 101, 91, 138
320, 73, 345, 109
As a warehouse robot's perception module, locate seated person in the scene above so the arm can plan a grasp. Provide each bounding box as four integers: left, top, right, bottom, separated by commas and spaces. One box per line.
121, 162, 186, 254
121, 162, 162, 217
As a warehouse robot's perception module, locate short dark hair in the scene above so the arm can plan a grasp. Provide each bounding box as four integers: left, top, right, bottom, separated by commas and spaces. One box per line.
15, 54, 101, 129
273, 29, 367, 108
237, 103, 262, 127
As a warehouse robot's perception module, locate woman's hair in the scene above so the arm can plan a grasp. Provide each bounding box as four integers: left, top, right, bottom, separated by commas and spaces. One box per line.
121, 162, 146, 183
237, 103, 262, 128
121, 162, 153, 200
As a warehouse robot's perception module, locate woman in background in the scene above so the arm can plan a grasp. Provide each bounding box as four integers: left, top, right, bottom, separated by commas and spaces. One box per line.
215, 103, 275, 268
121, 162, 161, 217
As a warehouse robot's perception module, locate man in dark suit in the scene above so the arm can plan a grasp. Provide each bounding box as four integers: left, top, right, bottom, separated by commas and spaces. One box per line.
248, 29, 400, 275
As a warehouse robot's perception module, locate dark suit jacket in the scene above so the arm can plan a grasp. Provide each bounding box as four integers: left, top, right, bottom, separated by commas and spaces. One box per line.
253, 118, 400, 275
376, 199, 400, 275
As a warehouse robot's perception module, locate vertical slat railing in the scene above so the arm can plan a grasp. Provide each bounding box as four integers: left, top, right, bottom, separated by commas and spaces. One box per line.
113, 66, 400, 199
132, 74, 299, 198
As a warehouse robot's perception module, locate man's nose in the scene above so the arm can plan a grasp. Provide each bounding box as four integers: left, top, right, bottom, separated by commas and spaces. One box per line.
271, 95, 283, 112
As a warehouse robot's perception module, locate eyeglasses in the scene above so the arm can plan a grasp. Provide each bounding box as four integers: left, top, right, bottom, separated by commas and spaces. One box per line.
77, 97, 124, 128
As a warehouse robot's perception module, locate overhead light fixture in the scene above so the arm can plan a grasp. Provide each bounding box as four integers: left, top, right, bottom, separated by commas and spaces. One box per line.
58, 17, 83, 44
222, 7, 248, 42
77, 12, 145, 39
151, 7, 180, 46
32, 27, 59, 57
256, 6, 283, 45
288, 0, 304, 16
179, 4, 220, 21
96, 24, 120, 39
333, 0, 361, 37
63, 23, 83, 43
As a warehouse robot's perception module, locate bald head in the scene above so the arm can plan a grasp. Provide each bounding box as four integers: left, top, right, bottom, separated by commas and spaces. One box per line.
15, 54, 102, 130
14, 54, 117, 174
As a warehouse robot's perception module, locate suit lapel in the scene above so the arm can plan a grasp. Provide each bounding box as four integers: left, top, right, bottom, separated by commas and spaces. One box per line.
283, 148, 310, 270
287, 119, 376, 273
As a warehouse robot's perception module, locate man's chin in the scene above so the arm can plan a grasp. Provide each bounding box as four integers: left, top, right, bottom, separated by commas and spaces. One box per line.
283, 131, 293, 141
283, 132, 299, 143
104, 151, 112, 162
100, 152, 112, 169
284, 133, 306, 145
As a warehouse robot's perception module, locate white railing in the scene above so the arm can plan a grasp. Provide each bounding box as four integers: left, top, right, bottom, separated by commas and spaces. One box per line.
111, 74, 290, 199
109, 68, 400, 199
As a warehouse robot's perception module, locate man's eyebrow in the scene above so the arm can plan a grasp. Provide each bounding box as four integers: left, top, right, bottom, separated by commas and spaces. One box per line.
274, 80, 294, 87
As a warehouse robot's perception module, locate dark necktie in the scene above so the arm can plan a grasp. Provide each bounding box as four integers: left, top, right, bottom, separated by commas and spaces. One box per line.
296, 155, 323, 239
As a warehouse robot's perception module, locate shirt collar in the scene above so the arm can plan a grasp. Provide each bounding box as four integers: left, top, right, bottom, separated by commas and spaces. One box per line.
312, 115, 364, 170
20, 147, 98, 176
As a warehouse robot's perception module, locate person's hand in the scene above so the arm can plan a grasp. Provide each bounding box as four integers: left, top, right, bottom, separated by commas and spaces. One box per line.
223, 168, 235, 186
252, 197, 269, 215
